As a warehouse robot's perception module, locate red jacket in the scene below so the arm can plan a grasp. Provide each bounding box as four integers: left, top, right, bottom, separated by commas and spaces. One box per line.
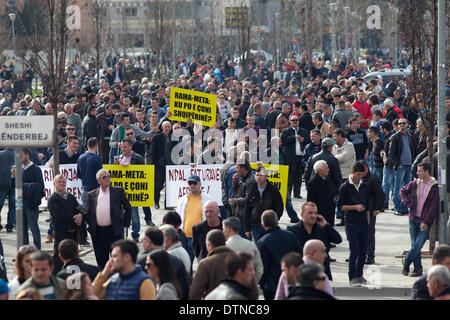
382, 104, 403, 118
352, 100, 372, 128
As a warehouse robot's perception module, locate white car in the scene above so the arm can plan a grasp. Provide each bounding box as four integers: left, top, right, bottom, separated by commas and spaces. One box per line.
364, 69, 411, 86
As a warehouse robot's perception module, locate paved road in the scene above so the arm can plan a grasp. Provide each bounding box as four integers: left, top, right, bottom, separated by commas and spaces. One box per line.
0, 186, 432, 300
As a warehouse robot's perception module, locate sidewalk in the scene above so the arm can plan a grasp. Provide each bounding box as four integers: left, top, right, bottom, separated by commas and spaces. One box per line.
0, 189, 433, 300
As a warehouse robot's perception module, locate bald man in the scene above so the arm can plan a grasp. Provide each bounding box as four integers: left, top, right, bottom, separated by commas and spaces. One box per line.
303, 239, 334, 297
192, 200, 223, 261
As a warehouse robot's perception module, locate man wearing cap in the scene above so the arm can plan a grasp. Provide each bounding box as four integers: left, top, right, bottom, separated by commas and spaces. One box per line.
176, 175, 212, 264
141, 90, 151, 110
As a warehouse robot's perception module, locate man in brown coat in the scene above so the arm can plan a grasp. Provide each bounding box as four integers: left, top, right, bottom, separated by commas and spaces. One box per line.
189, 230, 236, 300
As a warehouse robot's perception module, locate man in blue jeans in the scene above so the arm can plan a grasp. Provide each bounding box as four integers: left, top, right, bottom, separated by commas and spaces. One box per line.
337, 161, 370, 287
380, 121, 395, 210
12, 148, 45, 249
400, 162, 439, 277
386, 119, 416, 215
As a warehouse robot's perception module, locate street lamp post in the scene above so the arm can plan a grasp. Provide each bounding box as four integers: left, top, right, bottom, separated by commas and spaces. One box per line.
329, 3, 337, 64
9, 13, 17, 69
343, 6, 350, 64
351, 11, 358, 60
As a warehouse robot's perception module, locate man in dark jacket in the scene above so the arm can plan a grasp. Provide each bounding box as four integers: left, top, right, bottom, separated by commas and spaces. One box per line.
281, 114, 310, 198
304, 138, 342, 192
411, 245, 450, 300
306, 160, 337, 226
257, 210, 302, 300
48, 174, 87, 273
287, 263, 336, 300
151, 121, 172, 209
346, 117, 369, 161
56, 239, 99, 281
286, 202, 342, 281
81, 105, 99, 151
361, 162, 385, 265
192, 200, 223, 261
231, 161, 256, 235
386, 118, 416, 215
12, 148, 45, 249
244, 167, 283, 242
0, 148, 15, 233
380, 121, 395, 210
337, 161, 370, 286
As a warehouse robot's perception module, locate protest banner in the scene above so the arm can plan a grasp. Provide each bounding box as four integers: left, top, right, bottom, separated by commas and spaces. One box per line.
103, 165, 155, 207
250, 163, 289, 207
165, 164, 223, 207
40, 164, 82, 207
169, 87, 217, 127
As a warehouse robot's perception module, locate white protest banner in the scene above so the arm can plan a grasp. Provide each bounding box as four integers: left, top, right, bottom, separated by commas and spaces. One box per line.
39, 164, 83, 207
165, 164, 223, 207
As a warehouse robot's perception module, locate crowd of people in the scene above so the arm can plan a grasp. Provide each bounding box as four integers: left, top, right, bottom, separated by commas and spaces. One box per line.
0, 50, 449, 300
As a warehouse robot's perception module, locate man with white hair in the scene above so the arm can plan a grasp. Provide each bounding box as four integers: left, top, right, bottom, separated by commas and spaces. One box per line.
426, 265, 450, 300
160, 224, 191, 275
383, 98, 400, 123
86, 168, 132, 270
306, 160, 337, 226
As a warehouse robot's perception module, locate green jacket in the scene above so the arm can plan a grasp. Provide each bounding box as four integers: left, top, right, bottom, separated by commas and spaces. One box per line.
16, 275, 65, 300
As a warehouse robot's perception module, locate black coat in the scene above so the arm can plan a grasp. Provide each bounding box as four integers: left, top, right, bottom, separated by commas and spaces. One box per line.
304, 149, 342, 190
386, 131, 416, 170
362, 171, 385, 214
281, 126, 310, 166
192, 219, 223, 261
56, 258, 99, 282
286, 220, 342, 281
86, 186, 132, 239
257, 226, 302, 293
306, 174, 337, 215
151, 132, 173, 165
81, 114, 99, 147
22, 164, 45, 209
48, 192, 86, 234
411, 274, 432, 300
287, 286, 337, 300
245, 182, 283, 231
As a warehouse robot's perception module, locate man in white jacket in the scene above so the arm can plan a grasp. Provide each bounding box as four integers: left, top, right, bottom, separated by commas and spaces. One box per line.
332, 128, 356, 226
176, 175, 212, 264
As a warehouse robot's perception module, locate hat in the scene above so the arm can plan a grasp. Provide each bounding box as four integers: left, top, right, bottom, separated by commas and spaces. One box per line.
142, 90, 150, 95
0, 279, 10, 295
187, 175, 201, 183
322, 138, 334, 147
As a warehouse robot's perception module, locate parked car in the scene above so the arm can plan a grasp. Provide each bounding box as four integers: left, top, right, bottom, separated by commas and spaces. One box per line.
364, 68, 411, 86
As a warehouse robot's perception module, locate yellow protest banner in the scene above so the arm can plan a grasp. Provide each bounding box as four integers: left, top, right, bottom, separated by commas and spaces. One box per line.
103, 165, 155, 207
250, 163, 289, 207
169, 87, 217, 127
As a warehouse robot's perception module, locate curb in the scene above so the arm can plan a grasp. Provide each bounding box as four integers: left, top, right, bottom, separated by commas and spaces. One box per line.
332, 286, 411, 297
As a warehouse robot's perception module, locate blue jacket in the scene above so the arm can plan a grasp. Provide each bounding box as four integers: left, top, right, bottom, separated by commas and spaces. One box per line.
77, 151, 103, 192
256, 226, 301, 293
105, 266, 150, 300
